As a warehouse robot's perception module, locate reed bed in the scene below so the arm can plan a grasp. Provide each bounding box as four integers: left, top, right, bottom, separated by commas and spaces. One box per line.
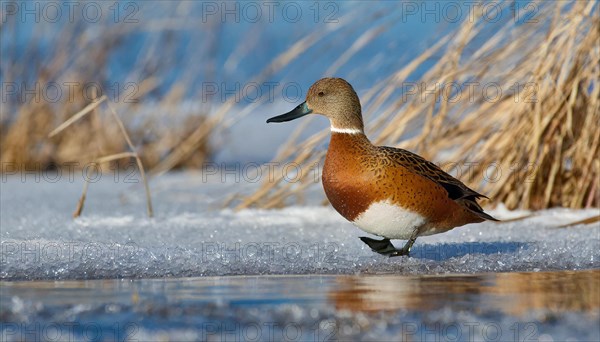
1, 3, 250, 173
239, 1, 599, 210
2, 1, 597, 212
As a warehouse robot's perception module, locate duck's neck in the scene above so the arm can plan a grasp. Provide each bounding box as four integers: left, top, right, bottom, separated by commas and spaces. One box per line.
329, 127, 371, 148
329, 111, 365, 135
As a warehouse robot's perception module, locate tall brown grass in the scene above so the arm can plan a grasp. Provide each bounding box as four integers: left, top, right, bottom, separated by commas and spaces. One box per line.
238, 1, 599, 210
0, 5, 226, 173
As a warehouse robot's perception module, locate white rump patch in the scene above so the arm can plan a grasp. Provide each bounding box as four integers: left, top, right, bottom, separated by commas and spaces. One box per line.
331, 126, 362, 134
353, 200, 426, 239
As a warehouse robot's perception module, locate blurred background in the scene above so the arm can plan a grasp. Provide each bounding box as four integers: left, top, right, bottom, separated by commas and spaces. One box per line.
1, 4, 598, 340
1, 0, 598, 210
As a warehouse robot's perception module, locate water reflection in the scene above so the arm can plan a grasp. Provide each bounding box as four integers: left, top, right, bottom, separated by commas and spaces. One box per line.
330, 269, 599, 315
2, 270, 598, 316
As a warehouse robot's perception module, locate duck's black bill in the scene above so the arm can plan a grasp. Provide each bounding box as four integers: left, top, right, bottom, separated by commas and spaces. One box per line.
266, 102, 312, 123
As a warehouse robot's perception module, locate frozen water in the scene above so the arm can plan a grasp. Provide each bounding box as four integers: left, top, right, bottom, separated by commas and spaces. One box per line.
1, 271, 598, 341
1, 173, 598, 280
1, 173, 599, 341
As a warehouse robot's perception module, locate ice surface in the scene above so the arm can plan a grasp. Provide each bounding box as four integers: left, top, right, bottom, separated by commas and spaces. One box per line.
1, 173, 599, 342
1, 173, 598, 280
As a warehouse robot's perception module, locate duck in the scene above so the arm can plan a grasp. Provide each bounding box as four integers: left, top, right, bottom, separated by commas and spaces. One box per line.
267, 77, 498, 257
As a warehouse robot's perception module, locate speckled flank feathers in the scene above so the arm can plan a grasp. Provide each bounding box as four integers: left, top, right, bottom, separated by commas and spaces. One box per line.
322, 132, 495, 238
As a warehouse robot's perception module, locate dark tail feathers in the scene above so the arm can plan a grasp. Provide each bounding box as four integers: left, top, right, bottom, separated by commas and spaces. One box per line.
459, 197, 500, 222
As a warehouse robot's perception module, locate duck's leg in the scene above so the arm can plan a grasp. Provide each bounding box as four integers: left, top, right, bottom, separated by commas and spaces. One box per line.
388, 234, 418, 257
360, 230, 419, 257
359, 237, 397, 255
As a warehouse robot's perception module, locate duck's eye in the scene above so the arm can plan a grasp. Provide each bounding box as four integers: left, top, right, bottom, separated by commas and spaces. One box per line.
318, 91, 325, 97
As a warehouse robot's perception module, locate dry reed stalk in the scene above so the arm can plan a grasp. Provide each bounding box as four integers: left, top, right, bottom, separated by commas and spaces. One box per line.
106, 102, 154, 217
557, 215, 600, 228
47, 96, 107, 138
73, 180, 89, 218
240, 1, 599, 210
48, 99, 154, 218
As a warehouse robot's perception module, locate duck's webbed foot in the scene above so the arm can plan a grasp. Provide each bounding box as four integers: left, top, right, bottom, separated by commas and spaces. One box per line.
359, 235, 418, 258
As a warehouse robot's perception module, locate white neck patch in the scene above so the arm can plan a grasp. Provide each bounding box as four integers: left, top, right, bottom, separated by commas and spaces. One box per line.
331, 126, 362, 134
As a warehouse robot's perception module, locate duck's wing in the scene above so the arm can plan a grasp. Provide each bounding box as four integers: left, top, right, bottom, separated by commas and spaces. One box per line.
380, 146, 498, 221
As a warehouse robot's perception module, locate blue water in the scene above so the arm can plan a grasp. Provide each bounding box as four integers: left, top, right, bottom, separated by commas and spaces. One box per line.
1, 270, 598, 341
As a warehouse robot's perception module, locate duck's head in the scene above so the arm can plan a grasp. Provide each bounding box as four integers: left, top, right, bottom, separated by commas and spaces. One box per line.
267, 77, 364, 133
